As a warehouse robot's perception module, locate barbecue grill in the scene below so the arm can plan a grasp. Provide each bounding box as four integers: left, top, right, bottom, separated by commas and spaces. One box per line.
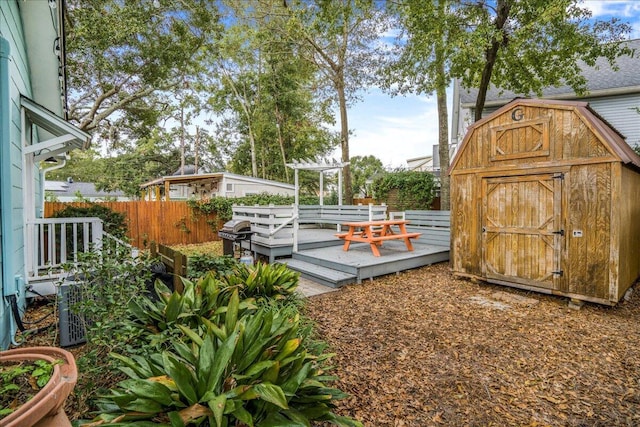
218, 220, 253, 256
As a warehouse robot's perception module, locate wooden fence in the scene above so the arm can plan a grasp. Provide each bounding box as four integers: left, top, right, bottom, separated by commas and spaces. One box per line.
45, 201, 224, 248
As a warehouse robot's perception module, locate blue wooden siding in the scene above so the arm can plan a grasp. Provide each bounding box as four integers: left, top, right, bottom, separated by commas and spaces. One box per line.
0, 1, 33, 350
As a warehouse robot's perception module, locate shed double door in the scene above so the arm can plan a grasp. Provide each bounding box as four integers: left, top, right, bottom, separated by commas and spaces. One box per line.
481, 173, 563, 290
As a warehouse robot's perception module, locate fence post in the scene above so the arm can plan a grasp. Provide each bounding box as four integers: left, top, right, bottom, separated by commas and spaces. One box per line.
173, 251, 185, 294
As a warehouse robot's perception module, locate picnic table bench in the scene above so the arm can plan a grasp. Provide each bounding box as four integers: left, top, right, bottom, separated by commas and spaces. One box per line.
336, 220, 421, 257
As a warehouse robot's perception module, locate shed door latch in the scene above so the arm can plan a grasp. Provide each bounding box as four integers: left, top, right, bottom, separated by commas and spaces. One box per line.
553, 172, 565, 180
552, 270, 564, 277
552, 230, 564, 236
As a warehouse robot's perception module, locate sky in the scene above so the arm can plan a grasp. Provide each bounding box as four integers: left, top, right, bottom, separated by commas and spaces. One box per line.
342, 0, 640, 169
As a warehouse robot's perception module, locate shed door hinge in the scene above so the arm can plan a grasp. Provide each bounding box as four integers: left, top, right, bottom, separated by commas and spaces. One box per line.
552, 270, 564, 277
553, 172, 565, 180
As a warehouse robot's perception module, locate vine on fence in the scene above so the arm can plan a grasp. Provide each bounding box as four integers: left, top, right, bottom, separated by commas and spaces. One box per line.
187, 193, 323, 224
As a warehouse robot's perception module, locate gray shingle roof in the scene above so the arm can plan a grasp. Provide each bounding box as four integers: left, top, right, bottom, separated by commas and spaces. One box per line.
460, 39, 640, 106
45, 181, 125, 198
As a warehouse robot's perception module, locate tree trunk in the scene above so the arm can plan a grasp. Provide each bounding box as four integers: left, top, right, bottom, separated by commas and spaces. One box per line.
436, 68, 450, 211
474, 0, 511, 122
337, 76, 352, 204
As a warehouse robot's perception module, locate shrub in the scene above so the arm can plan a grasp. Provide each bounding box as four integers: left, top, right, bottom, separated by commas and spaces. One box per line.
92, 291, 361, 427
219, 262, 300, 303
188, 193, 326, 222
187, 253, 238, 280
125, 275, 258, 349
372, 170, 436, 210
52, 203, 128, 239
62, 248, 156, 416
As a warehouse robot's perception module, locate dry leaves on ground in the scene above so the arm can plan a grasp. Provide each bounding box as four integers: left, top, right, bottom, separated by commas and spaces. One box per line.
305, 263, 640, 427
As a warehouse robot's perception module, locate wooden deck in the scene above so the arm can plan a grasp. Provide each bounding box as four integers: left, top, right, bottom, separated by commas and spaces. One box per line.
240, 227, 450, 288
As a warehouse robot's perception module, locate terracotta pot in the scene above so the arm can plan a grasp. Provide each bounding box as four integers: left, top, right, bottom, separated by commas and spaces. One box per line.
0, 346, 77, 427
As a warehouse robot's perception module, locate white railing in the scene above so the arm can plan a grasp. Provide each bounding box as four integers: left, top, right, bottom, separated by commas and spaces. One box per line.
232, 204, 388, 252
25, 217, 103, 283
232, 205, 297, 247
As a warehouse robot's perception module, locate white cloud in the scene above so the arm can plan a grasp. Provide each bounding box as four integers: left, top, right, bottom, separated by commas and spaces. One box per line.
584, 0, 637, 17
341, 90, 445, 168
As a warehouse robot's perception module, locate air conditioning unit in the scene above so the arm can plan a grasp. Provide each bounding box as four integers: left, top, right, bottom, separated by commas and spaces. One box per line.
58, 282, 87, 347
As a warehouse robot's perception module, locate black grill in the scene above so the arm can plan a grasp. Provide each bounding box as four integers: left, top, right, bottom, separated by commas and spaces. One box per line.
218, 220, 253, 256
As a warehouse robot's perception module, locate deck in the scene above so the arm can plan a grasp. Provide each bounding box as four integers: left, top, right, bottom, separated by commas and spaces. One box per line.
241, 227, 449, 288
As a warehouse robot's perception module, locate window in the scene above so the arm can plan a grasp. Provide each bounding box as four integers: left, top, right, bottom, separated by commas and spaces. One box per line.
225, 183, 234, 192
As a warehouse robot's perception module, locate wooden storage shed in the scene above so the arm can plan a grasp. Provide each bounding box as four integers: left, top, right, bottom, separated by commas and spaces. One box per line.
450, 98, 640, 305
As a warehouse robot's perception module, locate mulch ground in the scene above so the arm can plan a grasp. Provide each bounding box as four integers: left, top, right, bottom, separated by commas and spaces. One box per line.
14, 262, 640, 426
305, 263, 640, 427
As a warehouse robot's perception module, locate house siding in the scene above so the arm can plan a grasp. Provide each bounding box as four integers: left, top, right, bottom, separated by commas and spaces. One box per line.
587, 94, 640, 148
0, 1, 33, 349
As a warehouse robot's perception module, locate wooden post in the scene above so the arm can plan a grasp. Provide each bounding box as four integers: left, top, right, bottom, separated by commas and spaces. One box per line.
150, 241, 157, 258
173, 251, 185, 294
164, 181, 171, 201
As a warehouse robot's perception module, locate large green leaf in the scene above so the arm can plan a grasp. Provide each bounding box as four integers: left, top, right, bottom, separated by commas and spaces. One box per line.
276, 339, 300, 361
253, 383, 288, 409
207, 394, 227, 427
196, 333, 217, 397
207, 330, 239, 393
165, 291, 184, 323
163, 351, 198, 405
121, 397, 165, 414
178, 325, 204, 346
225, 289, 240, 332
119, 378, 175, 406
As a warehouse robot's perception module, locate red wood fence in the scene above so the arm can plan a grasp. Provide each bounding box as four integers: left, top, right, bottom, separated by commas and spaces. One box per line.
45, 201, 224, 248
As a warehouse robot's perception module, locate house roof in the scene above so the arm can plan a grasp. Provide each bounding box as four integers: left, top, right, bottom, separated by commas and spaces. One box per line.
449, 98, 640, 173
460, 38, 640, 107
140, 172, 294, 190
45, 180, 125, 198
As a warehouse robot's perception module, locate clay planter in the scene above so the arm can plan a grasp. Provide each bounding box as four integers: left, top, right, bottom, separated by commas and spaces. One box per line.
0, 346, 77, 427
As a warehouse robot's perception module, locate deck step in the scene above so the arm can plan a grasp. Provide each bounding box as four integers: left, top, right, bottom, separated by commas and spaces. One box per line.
278, 258, 356, 288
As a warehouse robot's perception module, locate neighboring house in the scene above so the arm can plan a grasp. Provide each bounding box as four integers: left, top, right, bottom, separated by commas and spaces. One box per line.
0, 1, 90, 349
452, 38, 640, 150
45, 179, 128, 202
140, 172, 295, 201
406, 155, 434, 172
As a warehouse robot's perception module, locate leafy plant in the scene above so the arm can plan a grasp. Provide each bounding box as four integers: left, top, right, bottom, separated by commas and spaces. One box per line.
62, 249, 156, 416
52, 203, 128, 239
92, 296, 361, 427
125, 275, 257, 349
219, 263, 300, 303
0, 359, 56, 419
372, 170, 436, 210
188, 194, 325, 223
187, 254, 238, 280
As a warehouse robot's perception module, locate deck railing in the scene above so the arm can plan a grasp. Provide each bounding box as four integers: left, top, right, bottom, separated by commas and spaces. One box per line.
25, 217, 136, 292
232, 204, 388, 252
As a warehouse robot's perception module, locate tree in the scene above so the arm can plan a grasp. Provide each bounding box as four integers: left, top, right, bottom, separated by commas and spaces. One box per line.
207, 0, 338, 183
382, 0, 467, 210
350, 155, 385, 198
283, 0, 389, 203
461, 0, 632, 121
64, 0, 222, 148
383, 0, 631, 210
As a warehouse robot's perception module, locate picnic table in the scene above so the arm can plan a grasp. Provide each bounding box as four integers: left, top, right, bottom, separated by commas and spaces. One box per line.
336, 220, 421, 257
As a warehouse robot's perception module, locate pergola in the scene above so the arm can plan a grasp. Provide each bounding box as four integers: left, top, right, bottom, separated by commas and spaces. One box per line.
285, 158, 350, 206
